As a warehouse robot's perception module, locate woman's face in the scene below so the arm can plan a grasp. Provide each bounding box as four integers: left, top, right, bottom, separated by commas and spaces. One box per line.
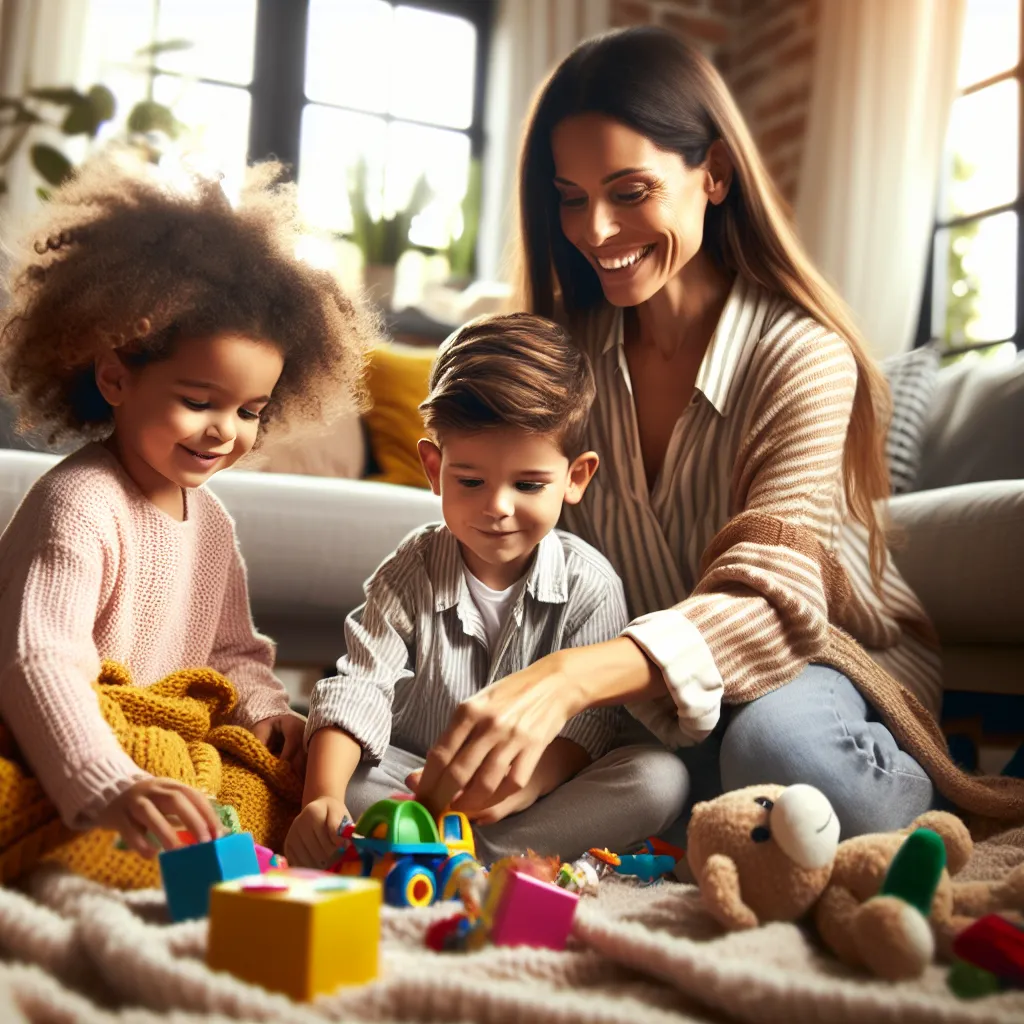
551, 113, 711, 307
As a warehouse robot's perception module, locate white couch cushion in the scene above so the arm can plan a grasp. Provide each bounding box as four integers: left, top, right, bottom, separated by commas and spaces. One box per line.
916, 353, 1024, 490
889, 479, 1024, 645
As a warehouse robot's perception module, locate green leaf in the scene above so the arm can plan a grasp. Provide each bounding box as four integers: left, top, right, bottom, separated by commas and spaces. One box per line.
0, 178, 8, 196
14, 107, 43, 125
27, 86, 86, 106
30, 144, 73, 186
127, 100, 181, 138
87, 84, 116, 124
36, 186, 51, 201
134, 38, 193, 57
61, 99, 98, 136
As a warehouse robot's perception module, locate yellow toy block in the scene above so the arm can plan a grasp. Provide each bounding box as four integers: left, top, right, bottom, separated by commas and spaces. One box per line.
207, 868, 381, 1001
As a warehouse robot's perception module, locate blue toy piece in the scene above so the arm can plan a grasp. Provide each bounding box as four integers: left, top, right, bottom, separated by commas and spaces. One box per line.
613, 853, 678, 883
159, 832, 260, 921
384, 859, 438, 908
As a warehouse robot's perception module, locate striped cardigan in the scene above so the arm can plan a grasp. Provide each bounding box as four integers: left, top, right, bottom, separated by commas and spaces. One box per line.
560, 277, 943, 748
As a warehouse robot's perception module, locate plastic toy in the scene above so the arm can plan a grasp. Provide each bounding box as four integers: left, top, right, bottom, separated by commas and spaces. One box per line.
330, 798, 479, 908
947, 959, 1003, 998
614, 853, 678, 882
686, 783, 1024, 981
488, 866, 579, 950
952, 914, 1024, 987
207, 869, 381, 1000
159, 832, 261, 921
254, 842, 288, 873
556, 848, 618, 896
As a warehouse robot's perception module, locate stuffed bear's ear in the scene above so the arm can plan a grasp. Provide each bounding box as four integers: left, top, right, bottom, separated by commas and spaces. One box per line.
699, 853, 760, 931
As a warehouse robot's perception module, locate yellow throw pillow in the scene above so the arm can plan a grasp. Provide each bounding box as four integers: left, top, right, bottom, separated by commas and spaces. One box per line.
363, 343, 437, 488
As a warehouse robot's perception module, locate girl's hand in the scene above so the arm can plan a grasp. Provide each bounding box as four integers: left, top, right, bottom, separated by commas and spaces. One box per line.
414, 650, 579, 817
252, 712, 307, 772
95, 777, 221, 857
285, 796, 350, 869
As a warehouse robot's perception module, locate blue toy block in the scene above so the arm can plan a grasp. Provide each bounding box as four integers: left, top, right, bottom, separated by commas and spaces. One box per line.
159, 832, 260, 921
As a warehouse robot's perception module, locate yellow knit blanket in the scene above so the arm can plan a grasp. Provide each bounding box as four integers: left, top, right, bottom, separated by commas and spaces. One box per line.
0, 662, 302, 888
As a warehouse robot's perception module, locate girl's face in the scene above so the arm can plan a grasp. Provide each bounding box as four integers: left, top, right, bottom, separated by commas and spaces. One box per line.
96, 332, 284, 515
550, 113, 713, 308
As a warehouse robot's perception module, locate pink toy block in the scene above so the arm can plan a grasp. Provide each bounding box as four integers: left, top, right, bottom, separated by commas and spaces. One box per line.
254, 842, 287, 873
489, 870, 579, 950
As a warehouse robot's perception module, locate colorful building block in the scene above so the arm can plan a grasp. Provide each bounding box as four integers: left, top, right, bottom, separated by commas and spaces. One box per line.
207, 869, 381, 1000
159, 832, 260, 921
488, 870, 579, 950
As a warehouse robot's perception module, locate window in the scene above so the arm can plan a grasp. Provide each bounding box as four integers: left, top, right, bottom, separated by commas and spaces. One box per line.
79, 0, 258, 199
920, 0, 1022, 361
76, 0, 492, 290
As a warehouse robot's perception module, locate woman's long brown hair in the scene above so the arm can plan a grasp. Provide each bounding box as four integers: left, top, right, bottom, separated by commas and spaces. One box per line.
514, 27, 892, 586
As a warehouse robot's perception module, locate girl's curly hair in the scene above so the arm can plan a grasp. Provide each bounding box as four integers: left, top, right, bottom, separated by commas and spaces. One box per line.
1, 156, 376, 444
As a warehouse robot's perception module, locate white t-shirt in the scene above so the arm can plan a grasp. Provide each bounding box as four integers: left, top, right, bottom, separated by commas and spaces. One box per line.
463, 568, 518, 652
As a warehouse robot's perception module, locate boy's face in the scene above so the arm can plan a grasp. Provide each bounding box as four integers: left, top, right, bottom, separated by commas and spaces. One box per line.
95, 332, 284, 516
419, 427, 598, 590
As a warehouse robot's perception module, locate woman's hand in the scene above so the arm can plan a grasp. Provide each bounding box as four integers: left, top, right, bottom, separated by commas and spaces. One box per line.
415, 638, 665, 817
414, 650, 579, 816
252, 711, 307, 772
95, 777, 221, 857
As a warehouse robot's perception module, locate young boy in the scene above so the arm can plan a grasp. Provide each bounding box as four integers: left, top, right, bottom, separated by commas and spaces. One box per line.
285, 313, 686, 867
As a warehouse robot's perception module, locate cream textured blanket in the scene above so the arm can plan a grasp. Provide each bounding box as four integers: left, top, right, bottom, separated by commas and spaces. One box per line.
1, 832, 1023, 1024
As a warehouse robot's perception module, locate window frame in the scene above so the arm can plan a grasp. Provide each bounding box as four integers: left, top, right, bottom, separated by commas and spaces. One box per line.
247, 0, 493, 180
916, 0, 1024, 355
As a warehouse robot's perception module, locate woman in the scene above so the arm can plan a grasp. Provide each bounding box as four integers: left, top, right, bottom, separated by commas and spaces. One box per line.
414, 27, 991, 838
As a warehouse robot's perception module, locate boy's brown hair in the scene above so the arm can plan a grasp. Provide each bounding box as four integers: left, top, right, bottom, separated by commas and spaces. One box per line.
419, 312, 595, 457
0, 157, 376, 444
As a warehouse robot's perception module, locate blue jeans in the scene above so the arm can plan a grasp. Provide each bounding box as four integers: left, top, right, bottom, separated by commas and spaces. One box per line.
661, 664, 934, 844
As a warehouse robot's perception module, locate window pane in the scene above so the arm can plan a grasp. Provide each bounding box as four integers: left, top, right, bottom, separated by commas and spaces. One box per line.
932, 212, 1017, 346
940, 80, 1019, 218
391, 6, 476, 129
388, 122, 471, 249
153, 77, 251, 198
306, 0, 391, 112
79, 0, 157, 79
155, 0, 257, 85
299, 105, 387, 233
958, 0, 1020, 88
298, 107, 471, 252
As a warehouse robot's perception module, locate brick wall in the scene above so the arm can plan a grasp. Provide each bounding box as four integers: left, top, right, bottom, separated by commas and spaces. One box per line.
610, 0, 819, 206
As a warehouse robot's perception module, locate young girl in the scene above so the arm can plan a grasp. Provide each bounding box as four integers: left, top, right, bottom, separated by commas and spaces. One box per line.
0, 158, 374, 858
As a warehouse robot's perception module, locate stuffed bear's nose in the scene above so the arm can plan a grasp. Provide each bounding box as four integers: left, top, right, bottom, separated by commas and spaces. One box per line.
770, 784, 840, 869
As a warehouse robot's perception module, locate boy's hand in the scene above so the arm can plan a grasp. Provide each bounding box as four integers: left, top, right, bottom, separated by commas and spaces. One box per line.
95, 778, 221, 858
285, 796, 350, 869
252, 712, 307, 772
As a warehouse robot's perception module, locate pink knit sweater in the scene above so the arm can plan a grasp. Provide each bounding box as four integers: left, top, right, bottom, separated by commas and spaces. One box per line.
0, 444, 290, 828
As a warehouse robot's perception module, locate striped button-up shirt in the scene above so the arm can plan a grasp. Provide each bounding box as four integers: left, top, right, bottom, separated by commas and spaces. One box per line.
561, 277, 942, 747
306, 524, 628, 762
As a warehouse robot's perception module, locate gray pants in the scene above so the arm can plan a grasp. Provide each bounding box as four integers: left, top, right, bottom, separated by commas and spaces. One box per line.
347, 742, 688, 863
659, 664, 935, 846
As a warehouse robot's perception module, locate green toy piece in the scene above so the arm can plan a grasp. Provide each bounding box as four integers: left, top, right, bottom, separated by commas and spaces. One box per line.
879, 827, 947, 916
947, 959, 1002, 999
211, 801, 242, 835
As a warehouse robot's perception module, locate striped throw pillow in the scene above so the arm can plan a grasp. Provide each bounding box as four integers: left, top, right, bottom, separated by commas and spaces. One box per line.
881, 344, 940, 495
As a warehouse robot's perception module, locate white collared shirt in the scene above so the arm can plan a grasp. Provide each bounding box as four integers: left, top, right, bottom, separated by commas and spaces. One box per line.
561, 277, 942, 746
306, 524, 629, 762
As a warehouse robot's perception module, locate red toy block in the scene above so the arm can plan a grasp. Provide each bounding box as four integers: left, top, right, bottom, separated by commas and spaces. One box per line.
952, 914, 1024, 985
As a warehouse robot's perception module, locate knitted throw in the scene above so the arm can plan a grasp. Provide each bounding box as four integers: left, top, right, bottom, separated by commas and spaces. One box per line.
0, 662, 302, 888
701, 511, 1024, 832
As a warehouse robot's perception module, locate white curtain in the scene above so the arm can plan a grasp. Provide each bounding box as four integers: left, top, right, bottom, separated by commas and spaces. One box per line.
477, 0, 611, 283
795, 0, 966, 358
0, 0, 91, 230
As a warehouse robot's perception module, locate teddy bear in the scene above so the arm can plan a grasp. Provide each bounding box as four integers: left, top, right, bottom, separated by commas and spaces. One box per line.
686, 783, 1024, 980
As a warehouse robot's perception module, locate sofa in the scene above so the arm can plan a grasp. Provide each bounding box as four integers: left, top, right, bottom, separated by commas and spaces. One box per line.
0, 353, 1021, 709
